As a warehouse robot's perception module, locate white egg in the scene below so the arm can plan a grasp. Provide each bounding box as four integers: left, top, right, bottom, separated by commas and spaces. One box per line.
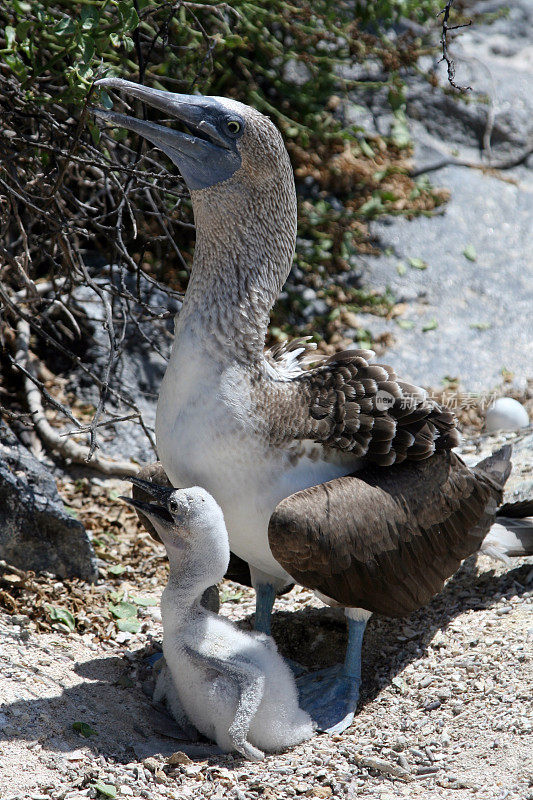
485, 397, 530, 432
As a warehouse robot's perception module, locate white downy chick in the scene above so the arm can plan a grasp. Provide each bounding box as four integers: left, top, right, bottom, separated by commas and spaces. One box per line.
123, 480, 314, 760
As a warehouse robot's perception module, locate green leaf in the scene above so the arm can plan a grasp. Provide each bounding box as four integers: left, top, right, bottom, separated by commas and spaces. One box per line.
422, 318, 438, 332
131, 596, 158, 607
15, 19, 33, 42
93, 781, 117, 799
391, 110, 410, 148
5, 26, 16, 50
109, 601, 137, 619
16, 21, 32, 41
118, 1, 139, 32
408, 257, 428, 270
81, 6, 99, 30
108, 564, 125, 576
13, 0, 31, 12
4, 53, 27, 79
397, 319, 414, 330
359, 195, 383, 217
98, 90, 113, 110
46, 606, 75, 631
463, 244, 477, 262
397, 262, 407, 276
470, 321, 491, 330
54, 17, 75, 37
88, 121, 101, 146
116, 617, 141, 633
72, 721, 98, 738
360, 140, 374, 158
82, 37, 95, 65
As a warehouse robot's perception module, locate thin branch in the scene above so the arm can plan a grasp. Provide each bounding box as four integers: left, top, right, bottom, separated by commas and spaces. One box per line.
15, 319, 138, 476
8, 356, 83, 429
410, 144, 533, 178
438, 0, 472, 92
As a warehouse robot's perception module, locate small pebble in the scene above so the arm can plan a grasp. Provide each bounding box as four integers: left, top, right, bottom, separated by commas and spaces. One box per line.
398, 754, 410, 771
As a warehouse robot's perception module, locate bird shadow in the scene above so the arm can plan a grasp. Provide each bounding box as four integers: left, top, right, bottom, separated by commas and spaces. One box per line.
265, 555, 531, 707
0, 556, 529, 766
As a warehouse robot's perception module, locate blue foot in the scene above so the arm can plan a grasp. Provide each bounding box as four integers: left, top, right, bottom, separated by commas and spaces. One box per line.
296, 617, 367, 734
296, 664, 360, 734
286, 659, 309, 679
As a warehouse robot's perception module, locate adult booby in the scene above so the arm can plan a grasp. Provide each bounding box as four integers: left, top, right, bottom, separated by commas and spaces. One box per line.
122, 483, 314, 759
94, 79, 532, 733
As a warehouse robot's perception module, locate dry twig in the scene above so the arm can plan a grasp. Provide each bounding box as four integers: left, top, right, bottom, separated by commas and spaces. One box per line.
438, 0, 472, 92
14, 318, 138, 476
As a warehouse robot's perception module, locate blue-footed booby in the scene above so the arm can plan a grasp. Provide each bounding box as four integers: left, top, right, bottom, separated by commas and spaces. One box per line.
121, 482, 314, 759
94, 78, 533, 733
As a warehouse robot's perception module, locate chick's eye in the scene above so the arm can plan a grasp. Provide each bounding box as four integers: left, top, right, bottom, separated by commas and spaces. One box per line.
227, 119, 241, 135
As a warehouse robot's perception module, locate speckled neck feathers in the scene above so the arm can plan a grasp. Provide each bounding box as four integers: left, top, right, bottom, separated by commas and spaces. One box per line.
179, 108, 297, 364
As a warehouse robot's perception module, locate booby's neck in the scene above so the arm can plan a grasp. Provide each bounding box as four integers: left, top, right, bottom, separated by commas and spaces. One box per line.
176, 161, 297, 365
162, 537, 230, 623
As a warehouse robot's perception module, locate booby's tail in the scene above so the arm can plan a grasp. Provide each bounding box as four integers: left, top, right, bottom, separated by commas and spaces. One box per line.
480, 499, 533, 563
474, 444, 513, 487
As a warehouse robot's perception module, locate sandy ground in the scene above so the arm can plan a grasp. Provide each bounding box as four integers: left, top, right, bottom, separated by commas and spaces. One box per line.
1, 538, 531, 800
0, 429, 531, 800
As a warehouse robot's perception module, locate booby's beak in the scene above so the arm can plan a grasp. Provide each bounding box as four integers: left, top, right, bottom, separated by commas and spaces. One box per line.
93, 77, 244, 190
119, 476, 175, 526
126, 475, 175, 503
119, 495, 174, 526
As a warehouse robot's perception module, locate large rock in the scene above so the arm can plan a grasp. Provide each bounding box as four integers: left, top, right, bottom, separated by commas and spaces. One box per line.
0, 422, 97, 581
351, 0, 533, 391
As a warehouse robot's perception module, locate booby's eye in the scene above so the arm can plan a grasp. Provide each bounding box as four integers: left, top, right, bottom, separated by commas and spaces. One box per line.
226, 119, 242, 135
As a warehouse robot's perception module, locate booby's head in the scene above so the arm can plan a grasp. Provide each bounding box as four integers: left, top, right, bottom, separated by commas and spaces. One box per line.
93, 77, 291, 193
121, 479, 229, 578
94, 78, 297, 356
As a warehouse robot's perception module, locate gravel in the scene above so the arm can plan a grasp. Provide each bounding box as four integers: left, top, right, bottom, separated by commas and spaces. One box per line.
0, 428, 531, 800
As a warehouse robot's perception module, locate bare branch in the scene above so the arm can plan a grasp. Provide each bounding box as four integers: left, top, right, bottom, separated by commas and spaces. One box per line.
15, 319, 138, 476
438, 0, 472, 92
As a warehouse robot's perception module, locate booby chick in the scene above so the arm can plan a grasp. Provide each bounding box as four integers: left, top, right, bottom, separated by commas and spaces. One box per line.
121, 482, 314, 760
94, 79, 532, 733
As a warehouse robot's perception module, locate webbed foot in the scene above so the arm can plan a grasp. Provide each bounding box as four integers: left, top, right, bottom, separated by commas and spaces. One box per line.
296, 663, 360, 734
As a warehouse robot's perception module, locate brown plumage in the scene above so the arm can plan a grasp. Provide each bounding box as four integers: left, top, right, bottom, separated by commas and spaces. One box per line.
268, 447, 512, 616
133, 447, 515, 618
265, 348, 459, 465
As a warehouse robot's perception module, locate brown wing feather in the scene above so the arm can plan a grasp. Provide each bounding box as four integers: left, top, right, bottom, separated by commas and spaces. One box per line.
268, 450, 508, 617
267, 349, 460, 465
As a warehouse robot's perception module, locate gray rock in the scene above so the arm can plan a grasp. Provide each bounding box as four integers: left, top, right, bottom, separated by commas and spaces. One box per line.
69, 275, 179, 465
318, 1, 530, 393
0, 422, 97, 581
348, 0, 533, 391
360, 150, 532, 390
